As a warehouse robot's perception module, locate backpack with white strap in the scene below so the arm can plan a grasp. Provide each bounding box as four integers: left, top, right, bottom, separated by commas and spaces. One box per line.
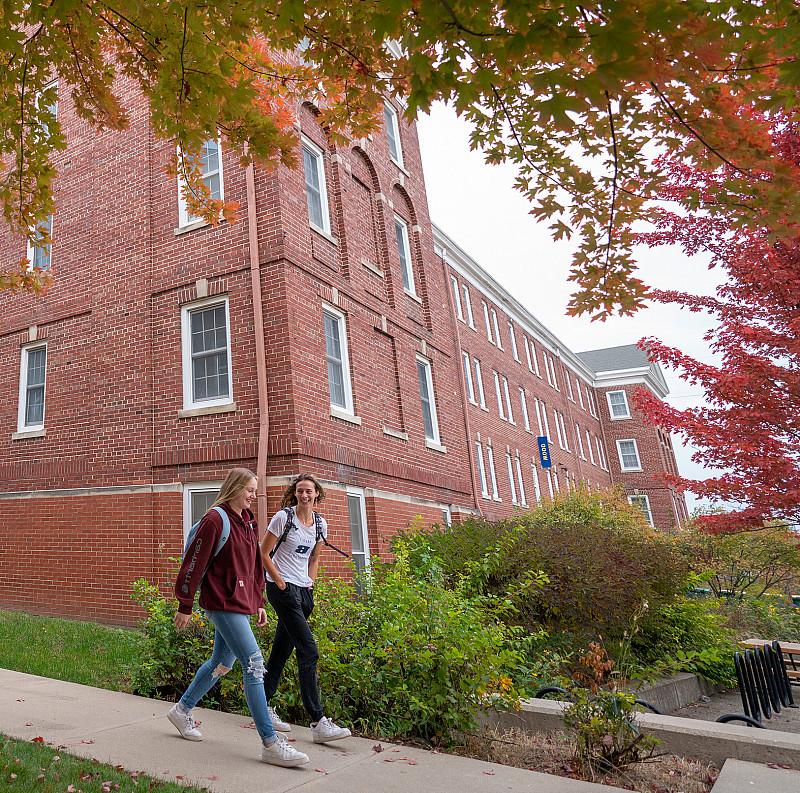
269, 506, 349, 559
183, 505, 232, 566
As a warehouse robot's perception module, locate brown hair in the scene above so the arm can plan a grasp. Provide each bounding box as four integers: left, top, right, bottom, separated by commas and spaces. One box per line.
212, 467, 257, 508
280, 474, 325, 508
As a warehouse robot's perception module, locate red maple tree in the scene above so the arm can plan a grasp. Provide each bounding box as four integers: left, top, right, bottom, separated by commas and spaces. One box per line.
633, 119, 800, 533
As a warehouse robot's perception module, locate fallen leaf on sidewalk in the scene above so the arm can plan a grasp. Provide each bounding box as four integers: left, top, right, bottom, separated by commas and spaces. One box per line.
483, 770, 496, 775
372, 743, 384, 753
81, 739, 95, 745
24, 723, 32, 727
16, 698, 24, 702
383, 757, 417, 765
204, 775, 219, 781
240, 722, 256, 730
314, 768, 328, 774
287, 737, 296, 742
768, 763, 792, 769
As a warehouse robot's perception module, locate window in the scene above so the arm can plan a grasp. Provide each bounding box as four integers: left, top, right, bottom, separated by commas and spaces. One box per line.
586, 386, 597, 416
441, 506, 453, 528
301, 136, 331, 234
508, 323, 520, 361
530, 463, 542, 504
417, 356, 441, 444
502, 376, 514, 423
617, 439, 642, 471
27, 214, 53, 271
607, 390, 631, 419
545, 468, 555, 499
552, 468, 561, 492
575, 423, 586, 459
462, 285, 475, 327
506, 452, 518, 505
587, 430, 597, 465
18, 343, 47, 432
628, 494, 654, 526
524, 335, 534, 372
347, 488, 371, 580
577, 377, 586, 409
566, 372, 575, 402
384, 101, 404, 166
515, 453, 527, 506
544, 353, 559, 390
178, 137, 224, 228
533, 398, 544, 436
475, 441, 489, 497
183, 482, 222, 544
597, 437, 609, 470
486, 442, 499, 499
451, 276, 464, 320
553, 409, 565, 449
394, 215, 416, 295
493, 371, 505, 419
323, 305, 355, 416
482, 301, 494, 343
491, 309, 503, 349
181, 298, 233, 410
462, 351, 476, 403
473, 358, 487, 408
530, 340, 542, 377
36, 81, 58, 139
541, 402, 552, 441
557, 411, 570, 452
519, 388, 531, 431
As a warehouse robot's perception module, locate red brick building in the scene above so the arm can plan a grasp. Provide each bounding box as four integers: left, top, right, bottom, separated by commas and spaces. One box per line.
0, 80, 685, 624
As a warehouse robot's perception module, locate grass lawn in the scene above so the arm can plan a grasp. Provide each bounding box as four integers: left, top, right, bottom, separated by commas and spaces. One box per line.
0, 733, 208, 792
0, 610, 141, 692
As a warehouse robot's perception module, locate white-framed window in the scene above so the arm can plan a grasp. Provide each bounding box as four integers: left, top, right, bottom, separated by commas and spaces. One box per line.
462, 284, 475, 327
486, 442, 500, 499
550, 357, 560, 390
577, 377, 586, 409
383, 101, 404, 167
617, 439, 642, 471
441, 505, 453, 527
323, 304, 355, 416
519, 388, 531, 432
533, 398, 544, 436
607, 390, 631, 419
17, 342, 47, 432
347, 486, 371, 578
544, 353, 559, 390
394, 215, 416, 295
451, 275, 464, 320
462, 351, 476, 403
558, 411, 570, 452
508, 323, 520, 361
502, 376, 514, 423
35, 80, 58, 139
552, 467, 561, 492
530, 462, 542, 504
575, 423, 586, 459
586, 386, 597, 416
541, 402, 552, 441
545, 468, 555, 499
27, 214, 53, 271
553, 409, 565, 449
178, 137, 224, 228
301, 135, 331, 234
566, 372, 575, 402
491, 309, 503, 349
531, 340, 542, 377
417, 356, 441, 444
597, 437, 609, 470
183, 482, 223, 544
515, 452, 527, 506
475, 441, 489, 498
587, 430, 597, 465
482, 301, 494, 343
473, 358, 487, 408
524, 335, 534, 372
628, 494, 654, 526
506, 451, 518, 505
181, 297, 233, 410
492, 371, 505, 419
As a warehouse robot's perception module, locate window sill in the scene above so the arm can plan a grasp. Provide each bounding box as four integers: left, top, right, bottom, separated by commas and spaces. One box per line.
468, 399, 479, 407
174, 217, 226, 236
179, 402, 237, 418
390, 158, 410, 177
310, 224, 338, 246
425, 439, 447, 453
610, 415, 632, 421
492, 496, 502, 503
480, 405, 490, 412
404, 288, 422, 304
12, 428, 46, 440
361, 258, 384, 277
383, 426, 408, 441
621, 467, 643, 473
330, 406, 361, 425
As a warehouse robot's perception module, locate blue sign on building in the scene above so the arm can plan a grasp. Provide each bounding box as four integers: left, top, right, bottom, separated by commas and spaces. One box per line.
537, 436, 552, 468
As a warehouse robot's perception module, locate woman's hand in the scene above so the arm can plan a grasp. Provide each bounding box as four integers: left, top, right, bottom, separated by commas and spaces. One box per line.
173, 611, 192, 630
256, 608, 267, 627
275, 576, 287, 590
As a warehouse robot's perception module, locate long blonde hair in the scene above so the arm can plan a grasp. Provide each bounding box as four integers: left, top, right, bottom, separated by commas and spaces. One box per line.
212, 467, 257, 508
279, 474, 325, 508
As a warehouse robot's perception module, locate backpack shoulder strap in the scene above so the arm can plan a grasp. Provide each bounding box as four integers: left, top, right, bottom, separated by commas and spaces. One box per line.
313, 512, 351, 559
269, 507, 294, 558
211, 506, 231, 558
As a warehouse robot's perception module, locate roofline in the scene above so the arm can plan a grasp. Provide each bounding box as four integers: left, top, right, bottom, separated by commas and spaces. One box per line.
592, 368, 670, 398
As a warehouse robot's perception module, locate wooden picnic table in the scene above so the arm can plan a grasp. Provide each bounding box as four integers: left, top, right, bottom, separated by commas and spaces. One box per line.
740, 639, 800, 681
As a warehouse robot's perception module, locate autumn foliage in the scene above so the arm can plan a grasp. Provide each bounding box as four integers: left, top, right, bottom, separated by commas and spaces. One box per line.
634, 119, 800, 532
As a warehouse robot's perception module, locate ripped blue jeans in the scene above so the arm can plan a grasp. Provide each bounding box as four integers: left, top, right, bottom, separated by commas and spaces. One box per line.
179, 610, 275, 742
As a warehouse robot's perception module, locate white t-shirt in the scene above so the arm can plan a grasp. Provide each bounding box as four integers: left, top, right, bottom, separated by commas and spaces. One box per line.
266, 508, 328, 588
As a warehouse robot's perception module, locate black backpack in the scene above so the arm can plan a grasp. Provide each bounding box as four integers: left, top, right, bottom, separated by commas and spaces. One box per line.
269, 507, 349, 559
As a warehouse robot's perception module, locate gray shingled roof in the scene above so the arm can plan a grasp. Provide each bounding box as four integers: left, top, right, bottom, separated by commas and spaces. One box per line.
576, 344, 649, 374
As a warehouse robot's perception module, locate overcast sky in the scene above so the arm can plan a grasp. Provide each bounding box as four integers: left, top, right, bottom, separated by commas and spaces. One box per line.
416, 103, 725, 513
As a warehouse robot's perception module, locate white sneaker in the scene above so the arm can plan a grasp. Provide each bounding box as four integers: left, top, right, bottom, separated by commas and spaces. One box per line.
268, 706, 291, 732
261, 735, 309, 767
311, 716, 351, 743
167, 703, 202, 741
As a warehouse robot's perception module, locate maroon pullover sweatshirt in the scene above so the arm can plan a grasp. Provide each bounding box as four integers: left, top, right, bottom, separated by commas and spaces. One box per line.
175, 504, 265, 615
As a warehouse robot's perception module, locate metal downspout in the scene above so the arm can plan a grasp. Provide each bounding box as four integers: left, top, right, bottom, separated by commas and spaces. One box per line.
245, 151, 270, 532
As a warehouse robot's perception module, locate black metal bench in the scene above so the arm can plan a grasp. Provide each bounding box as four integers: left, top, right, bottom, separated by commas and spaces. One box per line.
717, 640, 798, 728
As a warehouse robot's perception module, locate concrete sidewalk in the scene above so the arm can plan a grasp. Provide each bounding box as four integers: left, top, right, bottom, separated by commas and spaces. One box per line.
0, 668, 627, 792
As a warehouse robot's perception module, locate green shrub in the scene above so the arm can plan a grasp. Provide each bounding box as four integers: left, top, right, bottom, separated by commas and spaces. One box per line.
629, 596, 737, 686
718, 596, 800, 642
